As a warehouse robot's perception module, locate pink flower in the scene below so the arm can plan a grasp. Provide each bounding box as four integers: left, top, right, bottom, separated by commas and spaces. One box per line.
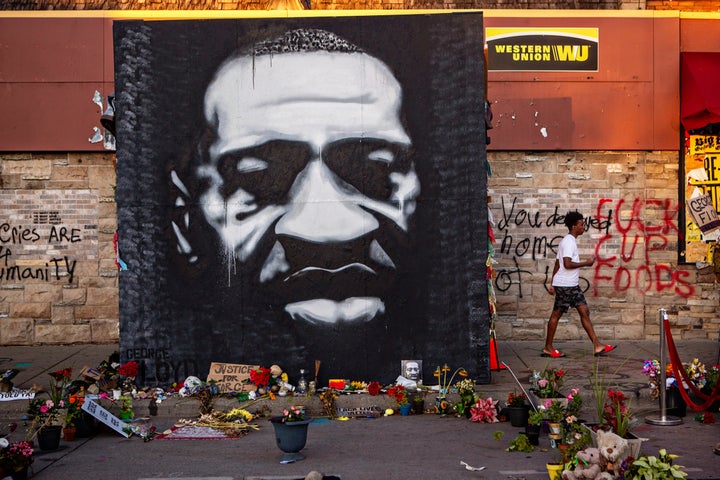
39, 405, 49, 414
470, 397, 499, 423
538, 379, 549, 388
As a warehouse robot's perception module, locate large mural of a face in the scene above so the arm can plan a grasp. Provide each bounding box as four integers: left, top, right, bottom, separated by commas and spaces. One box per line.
115, 14, 489, 386
179, 31, 420, 325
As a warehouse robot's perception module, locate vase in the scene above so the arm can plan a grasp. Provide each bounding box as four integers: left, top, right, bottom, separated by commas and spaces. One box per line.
525, 424, 541, 445
506, 405, 530, 427
546, 462, 563, 480
37, 424, 62, 451
412, 398, 425, 415
665, 387, 687, 417
547, 421, 562, 435
270, 416, 312, 464
63, 426, 76, 441
10, 466, 29, 480
435, 396, 450, 415
399, 404, 412, 416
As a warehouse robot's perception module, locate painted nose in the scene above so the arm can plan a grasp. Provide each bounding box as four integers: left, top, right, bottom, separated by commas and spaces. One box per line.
275, 159, 379, 242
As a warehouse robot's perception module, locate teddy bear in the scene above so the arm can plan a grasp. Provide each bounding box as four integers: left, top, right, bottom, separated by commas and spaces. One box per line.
596, 429, 629, 479
561, 447, 602, 480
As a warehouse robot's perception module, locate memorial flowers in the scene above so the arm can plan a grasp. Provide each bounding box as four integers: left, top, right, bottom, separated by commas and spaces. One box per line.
280, 405, 306, 423
386, 385, 409, 406
469, 397, 499, 423
602, 389, 633, 438
535, 366, 565, 398
0, 439, 34, 474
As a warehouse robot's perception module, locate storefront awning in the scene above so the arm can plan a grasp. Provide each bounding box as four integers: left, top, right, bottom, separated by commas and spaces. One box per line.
681, 52, 720, 131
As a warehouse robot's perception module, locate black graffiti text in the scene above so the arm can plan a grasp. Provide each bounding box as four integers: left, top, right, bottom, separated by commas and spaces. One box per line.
0, 247, 76, 284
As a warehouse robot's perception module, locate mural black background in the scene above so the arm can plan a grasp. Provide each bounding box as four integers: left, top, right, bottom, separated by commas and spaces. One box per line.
114, 13, 490, 387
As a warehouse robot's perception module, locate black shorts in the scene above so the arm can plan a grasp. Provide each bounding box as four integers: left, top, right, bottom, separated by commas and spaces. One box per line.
553, 286, 587, 313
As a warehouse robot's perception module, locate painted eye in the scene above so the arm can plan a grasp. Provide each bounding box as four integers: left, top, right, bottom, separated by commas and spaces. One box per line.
236, 157, 268, 173
367, 149, 395, 164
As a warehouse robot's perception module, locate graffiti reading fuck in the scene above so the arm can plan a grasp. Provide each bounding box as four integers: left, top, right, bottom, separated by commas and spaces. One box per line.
493, 196, 693, 298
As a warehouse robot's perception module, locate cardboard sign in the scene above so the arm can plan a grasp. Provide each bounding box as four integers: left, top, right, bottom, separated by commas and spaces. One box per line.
81, 395, 129, 437
206, 363, 258, 394
686, 193, 720, 235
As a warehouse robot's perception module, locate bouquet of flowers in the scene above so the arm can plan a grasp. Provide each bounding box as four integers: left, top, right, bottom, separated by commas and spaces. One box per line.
543, 399, 566, 423
602, 389, 633, 438
456, 378, 477, 410
433, 364, 468, 396
534, 366, 565, 398
280, 405, 306, 423
386, 385, 409, 406
507, 391, 527, 408
565, 388, 583, 418
469, 397, 499, 423
0, 439, 34, 473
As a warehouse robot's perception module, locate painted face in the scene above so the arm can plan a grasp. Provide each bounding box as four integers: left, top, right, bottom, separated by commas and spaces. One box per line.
197, 50, 420, 325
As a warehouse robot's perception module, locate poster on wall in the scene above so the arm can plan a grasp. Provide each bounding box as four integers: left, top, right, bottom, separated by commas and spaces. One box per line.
683, 134, 720, 263
114, 13, 489, 387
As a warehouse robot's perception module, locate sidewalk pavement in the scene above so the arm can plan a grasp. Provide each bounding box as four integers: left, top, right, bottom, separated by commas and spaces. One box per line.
1, 339, 719, 479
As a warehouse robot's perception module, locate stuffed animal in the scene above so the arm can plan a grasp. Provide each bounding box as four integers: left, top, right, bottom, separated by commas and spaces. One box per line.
596, 429, 629, 479
561, 447, 602, 480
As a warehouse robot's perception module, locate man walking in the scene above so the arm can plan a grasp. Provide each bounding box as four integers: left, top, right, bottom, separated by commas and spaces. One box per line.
543, 211, 616, 358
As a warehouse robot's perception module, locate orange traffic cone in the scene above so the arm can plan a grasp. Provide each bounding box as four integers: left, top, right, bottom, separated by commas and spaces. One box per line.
489, 335, 506, 371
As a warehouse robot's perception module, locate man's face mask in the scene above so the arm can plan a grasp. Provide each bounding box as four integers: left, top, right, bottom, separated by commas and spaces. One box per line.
195, 51, 420, 325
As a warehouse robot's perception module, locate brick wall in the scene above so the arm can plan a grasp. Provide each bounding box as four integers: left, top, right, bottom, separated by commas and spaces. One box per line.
488, 150, 720, 342
0, 152, 119, 344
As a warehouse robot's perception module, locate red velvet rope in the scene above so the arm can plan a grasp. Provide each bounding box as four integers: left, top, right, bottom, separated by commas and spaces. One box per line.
663, 318, 720, 411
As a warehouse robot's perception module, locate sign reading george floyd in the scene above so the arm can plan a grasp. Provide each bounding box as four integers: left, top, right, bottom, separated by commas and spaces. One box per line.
206, 363, 258, 393
687, 193, 720, 235
486, 27, 599, 72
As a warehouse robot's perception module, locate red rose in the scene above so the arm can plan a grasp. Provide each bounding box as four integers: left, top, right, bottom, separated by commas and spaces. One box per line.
367, 381, 381, 396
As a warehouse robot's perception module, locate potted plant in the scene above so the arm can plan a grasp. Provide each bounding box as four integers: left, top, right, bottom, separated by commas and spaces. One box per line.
63, 397, 82, 441
455, 378, 476, 417
118, 395, 134, 421
387, 385, 411, 415
505, 391, 530, 427
623, 449, 688, 479
411, 391, 426, 415
0, 439, 34, 480
525, 410, 544, 446
529, 365, 567, 409
26, 368, 72, 451
270, 405, 312, 464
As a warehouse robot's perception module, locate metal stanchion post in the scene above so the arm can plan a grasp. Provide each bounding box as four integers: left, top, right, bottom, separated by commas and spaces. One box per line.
646, 308, 682, 426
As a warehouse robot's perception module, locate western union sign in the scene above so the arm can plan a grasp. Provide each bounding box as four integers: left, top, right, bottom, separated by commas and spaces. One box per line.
486, 27, 599, 72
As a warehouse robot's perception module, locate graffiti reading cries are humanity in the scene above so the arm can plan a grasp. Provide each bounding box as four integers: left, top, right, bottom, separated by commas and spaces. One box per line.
0, 223, 79, 283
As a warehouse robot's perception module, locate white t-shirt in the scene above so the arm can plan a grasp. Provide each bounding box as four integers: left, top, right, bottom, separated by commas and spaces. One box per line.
553, 234, 580, 287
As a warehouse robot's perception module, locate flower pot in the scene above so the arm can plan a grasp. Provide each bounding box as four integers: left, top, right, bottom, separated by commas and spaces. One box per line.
546, 462, 563, 480
525, 424, 541, 445
399, 404, 412, 416
506, 405, 530, 427
412, 398, 425, 415
10, 466, 29, 480
270, 416, 312, 464
37, 424, 62, 451
74, 412, 97, 438
665, 387, 687, 417
63, 426, 76, 442
547, 422, 562, 435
